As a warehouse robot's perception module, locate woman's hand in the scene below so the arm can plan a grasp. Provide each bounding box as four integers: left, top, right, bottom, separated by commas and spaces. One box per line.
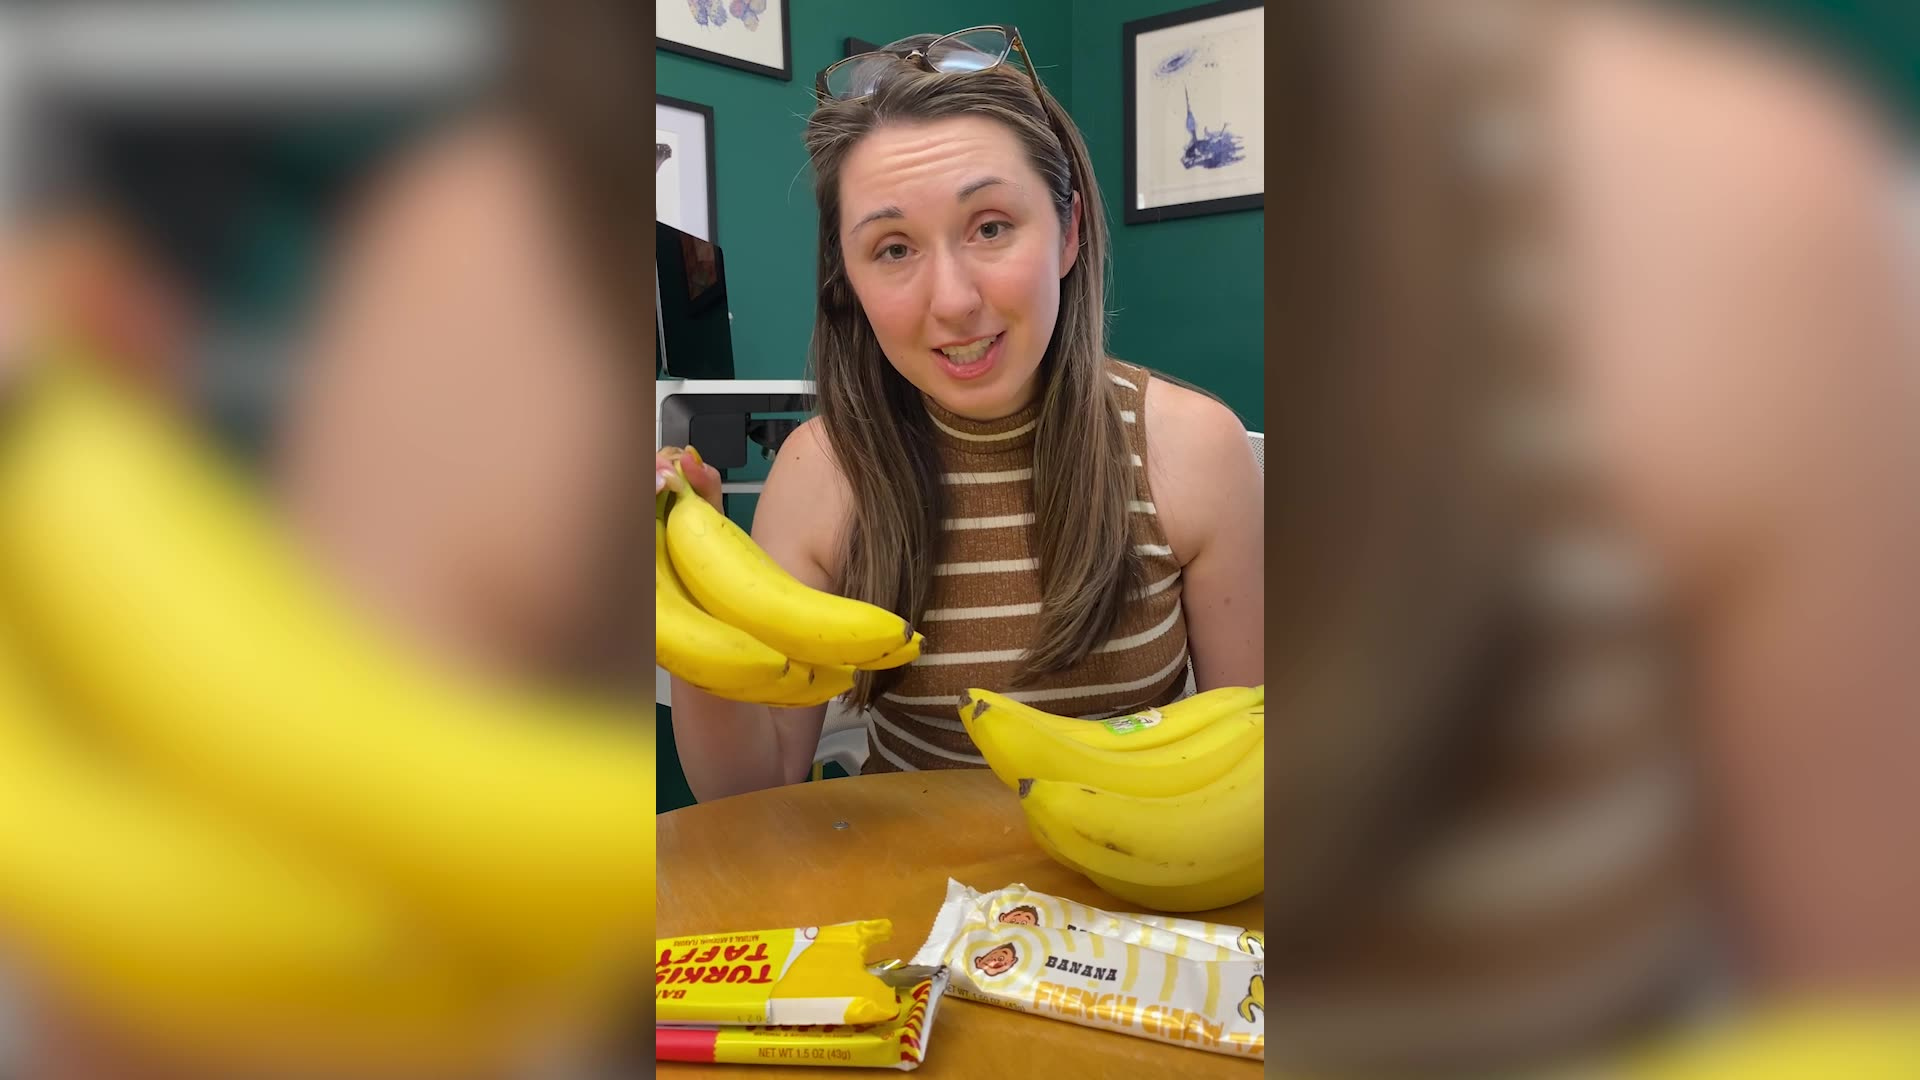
656, 446, 723, 511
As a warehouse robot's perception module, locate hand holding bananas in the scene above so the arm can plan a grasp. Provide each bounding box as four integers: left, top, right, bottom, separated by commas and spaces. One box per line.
959, 686, 1266, 913
655, 448, 924, 707
0, 349, 654, 1074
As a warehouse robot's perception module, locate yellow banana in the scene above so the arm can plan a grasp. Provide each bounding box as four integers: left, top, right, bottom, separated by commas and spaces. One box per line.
855, 631, 925, 671
662, 478, 915, 667
0, 356, 654, 994
1024, 793, 1265, 912
1019, 738, 1264, 888
963, 694, 1264, 797
1082, 858, 1266, 914
780, 661, 857, 706
0, 630, 523, 1076
656, 519, 793, 691
964, 685, 1263, 752
719, 660, 857, 708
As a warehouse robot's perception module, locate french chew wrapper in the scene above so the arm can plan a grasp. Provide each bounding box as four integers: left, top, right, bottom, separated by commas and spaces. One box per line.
912, 880, 1265, 1060
656, 963, 950, 1071
656, 920, 904, 1027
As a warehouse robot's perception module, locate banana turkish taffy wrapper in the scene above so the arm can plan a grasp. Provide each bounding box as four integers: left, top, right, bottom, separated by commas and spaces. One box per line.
911, 880, 1265, 1060
655, 965, 950, 1070
657, 920, 901, 1027
953, 880, 1266, 962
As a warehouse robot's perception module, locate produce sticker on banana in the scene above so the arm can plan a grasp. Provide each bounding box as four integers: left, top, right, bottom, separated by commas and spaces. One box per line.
656, 920, 901, 1027
911, 880, 1264, 1059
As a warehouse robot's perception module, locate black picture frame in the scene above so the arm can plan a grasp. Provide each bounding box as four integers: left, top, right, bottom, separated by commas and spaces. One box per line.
845, 37, 881, 58
1123, 0, 1265, 225
658, 0, 793, 82
656, 94, 719, 245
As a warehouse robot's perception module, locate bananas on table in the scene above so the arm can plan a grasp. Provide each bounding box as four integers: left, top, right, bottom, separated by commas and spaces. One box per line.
0, 350, 653, 1072
655, 463, 922, 707
959, 686, 1266, 913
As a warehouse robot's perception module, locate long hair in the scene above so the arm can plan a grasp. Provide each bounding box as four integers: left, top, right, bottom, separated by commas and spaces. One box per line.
803, 40, 1148, 707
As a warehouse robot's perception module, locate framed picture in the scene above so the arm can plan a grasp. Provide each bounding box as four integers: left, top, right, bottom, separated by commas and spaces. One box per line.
658, 0, 792, 82
1123, 0, 1264, 224
656, 95, 718, 243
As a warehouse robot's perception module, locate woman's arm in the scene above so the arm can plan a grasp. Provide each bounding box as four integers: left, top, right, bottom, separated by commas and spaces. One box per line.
664, 419, 850, 800
1565, 5, 1920, 990
1145, 377, 1267, 691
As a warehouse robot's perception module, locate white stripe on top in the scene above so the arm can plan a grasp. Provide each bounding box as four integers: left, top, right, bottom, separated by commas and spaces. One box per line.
1133, 571, 1181, 600
1094, 603, 1184, 654
930, 415, 1038, 443
896, 710, 972, 733
921, 572, 1179, 618
867, 726, 921, 772
1109, 373, 1140, 390
868, 709, 987, 764
912, 646, 1029, 667
1135, 543, 1174, 557
941, 468, 1033, 484
934, 558, 1041, 576
942, 513, 1036, 531
914, 604, 1180, 666
923, 601, 1045, 622
883, 650, 1190, 708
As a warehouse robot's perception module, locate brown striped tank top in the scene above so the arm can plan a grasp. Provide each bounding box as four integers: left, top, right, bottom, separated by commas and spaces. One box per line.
862, 358, 1192, 773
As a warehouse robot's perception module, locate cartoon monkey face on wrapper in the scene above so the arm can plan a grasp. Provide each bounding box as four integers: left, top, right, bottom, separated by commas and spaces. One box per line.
972, 943, 1019, 978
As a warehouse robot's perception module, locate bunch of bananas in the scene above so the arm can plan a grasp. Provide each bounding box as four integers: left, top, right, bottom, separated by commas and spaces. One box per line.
654, 457, 923, 707
958, 686, 1266, 913
0, 350, 654, 1075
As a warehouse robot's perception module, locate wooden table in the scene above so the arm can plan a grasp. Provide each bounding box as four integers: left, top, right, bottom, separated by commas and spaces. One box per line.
656, 769, 1263, 1079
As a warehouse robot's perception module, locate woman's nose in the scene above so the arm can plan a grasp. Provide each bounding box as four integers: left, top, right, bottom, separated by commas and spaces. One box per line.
926, 249, 981, 324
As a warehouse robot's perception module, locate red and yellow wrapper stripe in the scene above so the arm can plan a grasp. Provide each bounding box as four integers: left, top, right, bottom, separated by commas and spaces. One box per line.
656, 965, 949, 1070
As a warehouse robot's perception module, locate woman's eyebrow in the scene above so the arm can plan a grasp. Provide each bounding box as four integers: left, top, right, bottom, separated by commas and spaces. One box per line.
957, 176, 1011, 200
849, 178, 1015, 238
849, 206, 905, 237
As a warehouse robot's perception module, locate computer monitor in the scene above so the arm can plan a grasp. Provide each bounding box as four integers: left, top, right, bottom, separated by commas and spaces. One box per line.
655, 218, 735, 380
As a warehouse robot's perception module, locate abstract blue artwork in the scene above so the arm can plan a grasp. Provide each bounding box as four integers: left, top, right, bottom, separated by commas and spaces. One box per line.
1179, 87, 1246, 171
1125, 2, 1264, 223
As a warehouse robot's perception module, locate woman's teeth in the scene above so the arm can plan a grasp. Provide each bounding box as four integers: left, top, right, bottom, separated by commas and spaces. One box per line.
939, 334, 998, 364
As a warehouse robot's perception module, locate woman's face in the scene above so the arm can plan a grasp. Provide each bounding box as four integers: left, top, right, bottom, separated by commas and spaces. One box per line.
838, 115, 1079, 420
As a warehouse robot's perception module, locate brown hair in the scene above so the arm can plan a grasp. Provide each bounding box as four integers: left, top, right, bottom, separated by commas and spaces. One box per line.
803, 38, 1147, 707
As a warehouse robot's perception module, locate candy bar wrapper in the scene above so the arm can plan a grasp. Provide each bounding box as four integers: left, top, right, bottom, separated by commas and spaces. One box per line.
944, 880, 1265, 962
656, 965, 950, 1070
912, 880, 1264, 1060
657, 920, 901, 1027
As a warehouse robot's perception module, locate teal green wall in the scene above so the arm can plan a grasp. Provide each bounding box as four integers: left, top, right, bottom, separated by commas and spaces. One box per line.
656, 1, 1266, 431
1695, 1, 1920, 134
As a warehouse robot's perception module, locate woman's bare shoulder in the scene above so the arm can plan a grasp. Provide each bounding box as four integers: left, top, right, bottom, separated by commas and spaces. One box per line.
752, 417, 856, 590
1140, 371, 1261, 563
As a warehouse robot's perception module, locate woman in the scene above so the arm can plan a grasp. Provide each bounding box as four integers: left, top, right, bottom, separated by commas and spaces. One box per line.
659, 28, 1267, 802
